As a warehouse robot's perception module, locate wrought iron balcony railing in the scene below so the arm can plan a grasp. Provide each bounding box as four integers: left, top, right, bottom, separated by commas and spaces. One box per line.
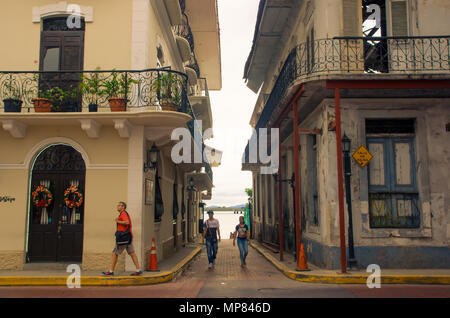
255, 35, 450, 129
188, 77, 209, 98
0, 68, 194, 115
173, 13, 194, 53
186, 53, 200, 78
298, 36, 450, 75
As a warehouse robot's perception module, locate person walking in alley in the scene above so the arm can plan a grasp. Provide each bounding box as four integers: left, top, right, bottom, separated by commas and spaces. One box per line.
202, 210, 221, 269
233, 216, 250, 267
102, 201, 143, 276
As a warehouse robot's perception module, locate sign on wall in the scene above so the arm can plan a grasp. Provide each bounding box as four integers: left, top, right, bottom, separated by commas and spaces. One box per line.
352, 145, 374, 168
0, 196, 15, 203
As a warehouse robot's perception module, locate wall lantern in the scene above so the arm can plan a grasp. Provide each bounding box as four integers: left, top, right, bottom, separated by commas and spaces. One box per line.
342, 133, 351, 153
144, 143, 160, 172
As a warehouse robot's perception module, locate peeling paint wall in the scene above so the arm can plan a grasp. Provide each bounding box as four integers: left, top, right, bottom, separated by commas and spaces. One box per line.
299, 98, 450, 268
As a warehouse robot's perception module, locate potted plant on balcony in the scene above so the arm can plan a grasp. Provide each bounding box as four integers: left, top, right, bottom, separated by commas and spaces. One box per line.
102, 72, 138, 112
80, 69, 103, 112
2, 81, 23, 112
152, 72, 182, 111
50, 86, 78, 112
33, 86, 78, 112
33, 88, 54, 113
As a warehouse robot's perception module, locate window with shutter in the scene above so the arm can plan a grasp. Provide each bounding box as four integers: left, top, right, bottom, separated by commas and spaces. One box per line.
366, 119, 420, 228
343, 0, 360, 36
391, 1, 408, 36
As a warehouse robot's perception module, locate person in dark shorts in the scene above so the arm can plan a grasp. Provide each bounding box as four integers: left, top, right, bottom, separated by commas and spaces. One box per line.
233, 215, 250, 266
102, 201, 142, 276
202, 210, 221, 269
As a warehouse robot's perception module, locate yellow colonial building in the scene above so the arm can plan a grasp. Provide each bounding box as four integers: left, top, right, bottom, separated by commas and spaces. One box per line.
0, 0, 222, 271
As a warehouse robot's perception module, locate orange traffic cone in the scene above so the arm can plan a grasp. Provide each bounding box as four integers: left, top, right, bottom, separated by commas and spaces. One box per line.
149, 238, 159, 271
296, 243, 310, 271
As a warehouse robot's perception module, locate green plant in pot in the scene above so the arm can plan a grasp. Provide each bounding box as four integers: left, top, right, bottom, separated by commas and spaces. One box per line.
152, 72, 183, 111
80, 68, 103, 112
2, 80, 23, 112
50, 86, 78, 112
33, 87, 54, 113
102, 71, 138, 112
34, 86, 78, 112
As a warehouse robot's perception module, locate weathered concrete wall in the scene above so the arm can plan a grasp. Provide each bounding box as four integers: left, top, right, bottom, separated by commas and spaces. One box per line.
300, 97, 450, 269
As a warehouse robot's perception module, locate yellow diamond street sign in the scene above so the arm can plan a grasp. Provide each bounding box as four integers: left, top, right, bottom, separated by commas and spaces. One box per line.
352, 145, 373, 168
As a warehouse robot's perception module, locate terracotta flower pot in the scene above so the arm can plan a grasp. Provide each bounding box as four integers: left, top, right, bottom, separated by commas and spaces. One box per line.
32, 98, 52, 113
161, 102, 179, 112
108, 97, 126, 112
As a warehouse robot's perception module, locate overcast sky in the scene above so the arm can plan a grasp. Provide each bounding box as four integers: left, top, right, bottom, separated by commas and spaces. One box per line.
206, 0, 260, 207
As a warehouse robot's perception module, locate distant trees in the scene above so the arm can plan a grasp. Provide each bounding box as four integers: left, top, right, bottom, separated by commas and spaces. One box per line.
245, 188, 253, 209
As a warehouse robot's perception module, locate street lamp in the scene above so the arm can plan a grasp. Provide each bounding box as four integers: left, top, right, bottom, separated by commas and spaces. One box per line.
273, 172, 298, 262
342, 133, 357, 269
144, 143, 160, 172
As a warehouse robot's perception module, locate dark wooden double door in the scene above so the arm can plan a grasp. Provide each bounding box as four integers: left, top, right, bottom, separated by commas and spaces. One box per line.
28, 145, 85, 262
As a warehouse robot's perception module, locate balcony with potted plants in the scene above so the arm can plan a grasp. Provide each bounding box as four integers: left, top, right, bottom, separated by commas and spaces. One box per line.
0, 68, 196, 139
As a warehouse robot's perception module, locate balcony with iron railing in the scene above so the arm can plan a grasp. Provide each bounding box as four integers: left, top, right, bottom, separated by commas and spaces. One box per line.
243, 35, 450, 170
255, 35, 450, 129
173, 13, 195, 62
0, 68, 200, 141
0, 68, 195, 115
188, 77, 212, 134
184, 53, 201, 87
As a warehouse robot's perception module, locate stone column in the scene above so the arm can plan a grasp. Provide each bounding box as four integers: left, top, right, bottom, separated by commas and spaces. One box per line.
126, 125, 145, 271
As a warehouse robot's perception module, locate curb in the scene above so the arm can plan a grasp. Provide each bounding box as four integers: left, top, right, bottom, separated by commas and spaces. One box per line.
0, 247, 201, 287
249, 241, 450, 285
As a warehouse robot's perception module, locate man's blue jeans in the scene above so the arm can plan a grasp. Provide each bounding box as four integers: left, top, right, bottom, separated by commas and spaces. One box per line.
206, 238, 218, 264
237, 238, 248, 264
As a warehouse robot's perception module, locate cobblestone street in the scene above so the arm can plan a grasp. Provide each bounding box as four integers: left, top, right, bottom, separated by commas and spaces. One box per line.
0, 240, 449, 298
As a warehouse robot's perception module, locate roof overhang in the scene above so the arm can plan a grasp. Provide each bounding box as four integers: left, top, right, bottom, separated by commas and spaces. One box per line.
185, 0, 222, 90
243, 0, 293, 93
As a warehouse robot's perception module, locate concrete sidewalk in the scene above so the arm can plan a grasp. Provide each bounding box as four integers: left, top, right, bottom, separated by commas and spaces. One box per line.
250, 240, 450, 285
0, 244, 201, 286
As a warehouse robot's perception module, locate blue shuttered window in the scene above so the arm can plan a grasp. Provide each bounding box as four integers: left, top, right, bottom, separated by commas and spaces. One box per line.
367, 137, 420, 228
